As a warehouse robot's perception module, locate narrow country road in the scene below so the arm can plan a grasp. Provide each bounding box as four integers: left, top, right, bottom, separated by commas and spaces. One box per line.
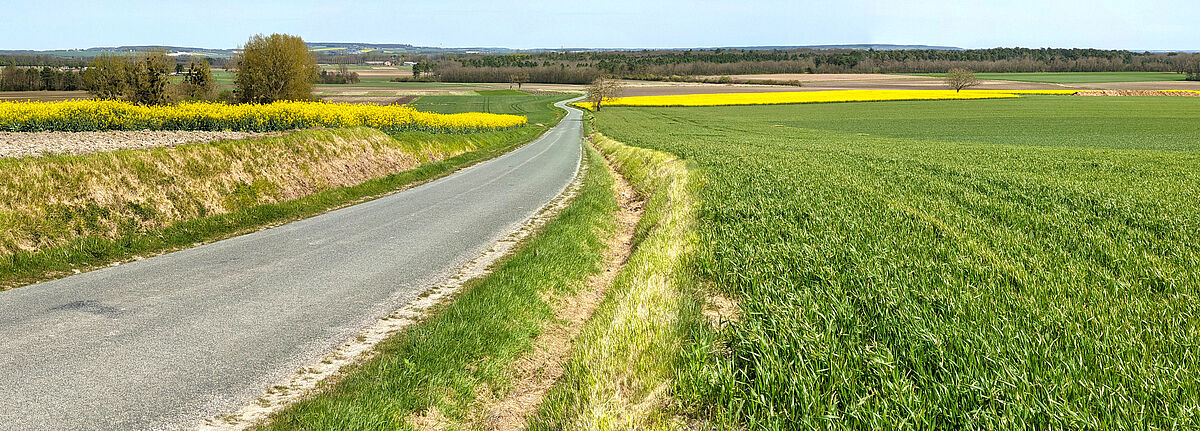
0, 99, 584, 431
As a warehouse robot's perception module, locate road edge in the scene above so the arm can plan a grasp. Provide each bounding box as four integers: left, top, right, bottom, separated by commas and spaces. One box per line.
193, 97, 587, 431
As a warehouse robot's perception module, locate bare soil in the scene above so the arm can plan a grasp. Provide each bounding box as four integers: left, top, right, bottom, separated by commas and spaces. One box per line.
1081, 81, 1200, 91
319, 95, 420, 105
0, 130, 276, 159
352, 68, 413, 78
1076, 89, 1200, 96
0, 91, 91, 102
477, 148, 645, 431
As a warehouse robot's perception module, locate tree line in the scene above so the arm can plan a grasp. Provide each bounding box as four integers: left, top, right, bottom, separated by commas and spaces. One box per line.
81, 50, 215, 104
414, 48, 1200, 83
0, 66, 84, 91
73, 34, 318, 105
317, 64, 360, 84
0, 54, 86, 68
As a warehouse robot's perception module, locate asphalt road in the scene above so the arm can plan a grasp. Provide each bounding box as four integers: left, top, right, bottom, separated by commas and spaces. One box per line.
0, 99, 584, 431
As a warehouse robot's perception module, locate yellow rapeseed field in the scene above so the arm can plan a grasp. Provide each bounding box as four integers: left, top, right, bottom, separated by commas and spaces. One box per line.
577, 89, 1080, 109
0, 100, 527, 133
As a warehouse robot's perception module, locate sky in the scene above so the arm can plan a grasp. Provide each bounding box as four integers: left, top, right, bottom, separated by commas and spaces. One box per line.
2, 0, 1197, 51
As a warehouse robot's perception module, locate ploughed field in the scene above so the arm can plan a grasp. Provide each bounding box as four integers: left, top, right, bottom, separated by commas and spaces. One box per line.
592, 96, 1200, 428
916, 71, 1191, 84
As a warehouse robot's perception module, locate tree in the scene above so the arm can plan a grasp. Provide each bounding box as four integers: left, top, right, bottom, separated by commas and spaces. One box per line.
40, 67, 55, 90
510, 71, 529, 89
82, 51, 172, 104
182, 58, 216, 99
945, 67, 981, 92
127, 49, 172, 105
83, 54, 132, 100
412, 62, 432, 78
233, 33, 318, 103
586, 77, 624, 111
1183, 54, 1200, 81
0, 66, 19, 91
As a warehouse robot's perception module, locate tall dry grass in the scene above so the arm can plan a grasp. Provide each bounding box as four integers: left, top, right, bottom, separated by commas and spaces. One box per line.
0, 128, 476, 257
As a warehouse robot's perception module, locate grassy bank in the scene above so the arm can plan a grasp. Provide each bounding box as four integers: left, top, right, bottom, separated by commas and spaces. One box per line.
0, 96, 569, 289
256, 138, 618, 430
592, 96, 1200, 428
528, 131, 705, 430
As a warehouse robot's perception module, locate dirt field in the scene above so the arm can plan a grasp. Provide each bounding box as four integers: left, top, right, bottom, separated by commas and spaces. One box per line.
351, 67, 413, 79
0, 91, 92, 102
1077, 89, 1200, 96
704, 73, 1069, 91
699, 73, 1200, 91
1084, 81, 1200, 91
0, 130, 276, 159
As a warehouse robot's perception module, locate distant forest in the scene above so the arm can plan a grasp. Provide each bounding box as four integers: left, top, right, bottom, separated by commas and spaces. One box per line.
0, 66, 83, 91
0, 55, 87, 68
431, 48, 1199, 83
4, 47, 1197, 88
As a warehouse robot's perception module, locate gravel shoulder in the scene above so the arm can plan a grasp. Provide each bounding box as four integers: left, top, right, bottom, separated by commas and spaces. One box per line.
0, 131, 278, 159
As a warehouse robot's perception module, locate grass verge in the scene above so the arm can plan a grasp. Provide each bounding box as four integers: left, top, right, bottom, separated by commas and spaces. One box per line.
0, 96, 569, 289
527, 130, 706, 430
255, 135, 618, 430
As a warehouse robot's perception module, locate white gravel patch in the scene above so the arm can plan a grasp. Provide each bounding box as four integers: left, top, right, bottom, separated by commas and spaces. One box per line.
0, 131, 278, 159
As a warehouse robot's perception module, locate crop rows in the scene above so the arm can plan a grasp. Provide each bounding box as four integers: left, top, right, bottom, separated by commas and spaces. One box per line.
593, 96, 1200, 428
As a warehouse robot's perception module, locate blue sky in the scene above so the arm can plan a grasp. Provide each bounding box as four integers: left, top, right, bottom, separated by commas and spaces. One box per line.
3, 0, 1197, 51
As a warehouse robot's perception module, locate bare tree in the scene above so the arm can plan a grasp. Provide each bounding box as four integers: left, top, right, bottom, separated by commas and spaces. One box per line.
945, 67, 981, 92
510, 71, 529, 89
1183, 53, 1200, 81
586, 77, 624, 111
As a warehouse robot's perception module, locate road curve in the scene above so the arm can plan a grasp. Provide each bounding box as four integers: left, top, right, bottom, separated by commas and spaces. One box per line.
0, 99, 584, 431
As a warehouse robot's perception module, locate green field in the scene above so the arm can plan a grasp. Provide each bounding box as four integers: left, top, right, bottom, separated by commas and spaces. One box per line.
476, 89, 529, 96
917, 71, 1189, 83
315, 78, 473, 88
592, 97, 1200, 428
758, 96, 1200, 151
414, 94, 565, 124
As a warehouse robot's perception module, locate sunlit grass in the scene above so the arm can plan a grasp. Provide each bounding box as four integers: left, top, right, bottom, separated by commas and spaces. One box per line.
592, 96, 1200, 428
